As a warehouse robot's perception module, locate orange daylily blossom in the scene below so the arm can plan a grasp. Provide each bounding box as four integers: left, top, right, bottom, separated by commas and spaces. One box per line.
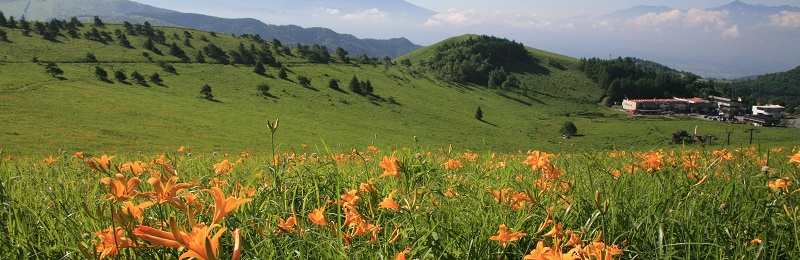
213, 160, 234, 175
118, 201, 153, 224
204, 187, 252, 224
100, 173, 144, 202
524, 151, 555, 171
231, 228, 242, 260
75, 151, 84, 159
177, 146, 186, 153
490, 224, 527, 249
43, 155, 58, 166
394, 248, 412, 260
443, 159, 464, 170
544, 222, 564, 238
93, 155, 116, 170
379, 154, 401, 179
769, 178, 792, 191
134, 222, 227, 260
788, 150, 800, 164
341, 189, 361, 206
584, 241, 623, 260
750, 238, 762, 245
308, 206, 328, 226
359, 178, 377, 193
379, 190, 400, 211
564, 230, 583, 247
522, 240, 555, 260
275, 214, 298, 234
148, 176, 192, 205
94, 226, 135, 259
121, 161, 149, 176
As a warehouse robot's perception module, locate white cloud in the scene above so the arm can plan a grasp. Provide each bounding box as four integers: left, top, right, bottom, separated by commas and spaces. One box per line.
342, 8, 388, 21
592, 20, 615, 31
560, 23, 574, 29
770, 11, 800, 28
684, 9, 728, 29
626, 9, 682, 27
422, 8, 554, 28
325, 8, 340, 15
721, 24, 740, 38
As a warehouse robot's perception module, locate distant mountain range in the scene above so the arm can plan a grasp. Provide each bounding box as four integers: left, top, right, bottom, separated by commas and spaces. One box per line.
0, 0, 423, 58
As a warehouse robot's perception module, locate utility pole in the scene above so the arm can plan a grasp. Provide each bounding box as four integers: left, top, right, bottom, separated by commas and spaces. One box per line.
744, 128, 760, 145
725, 128, 734, 145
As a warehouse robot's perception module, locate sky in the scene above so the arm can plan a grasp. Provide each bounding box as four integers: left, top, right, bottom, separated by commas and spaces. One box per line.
129, 0, 800, 78
403, 1, 798, 17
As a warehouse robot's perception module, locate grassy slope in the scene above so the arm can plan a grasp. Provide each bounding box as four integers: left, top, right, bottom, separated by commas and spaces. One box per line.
2, 26, 800, 156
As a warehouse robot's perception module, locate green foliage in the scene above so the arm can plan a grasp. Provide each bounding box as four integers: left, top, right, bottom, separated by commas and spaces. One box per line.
44, 62, 63, 77
475, 106, 483, 120
297, 75, 311, 87
278, 67, 287, 79
84, 52, 97, 63
560, 121, 577, 135
149, 72, 162, 85
200, 84, 213, 100
579, 57, 698, 103
94, 66, 107, 80
92, 16, 104, 27
328, 78, 339, 90
726, 65, 800, 113
253, 61, 265, 75
421, 35, 532, 85
130, 70, 145, 85
114, 70, 127, 82
257, 83, 270, 96
335, 46, 349, 63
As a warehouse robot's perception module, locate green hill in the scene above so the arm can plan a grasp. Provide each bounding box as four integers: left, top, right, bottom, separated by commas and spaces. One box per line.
2, 17, 800, 155
0, 0, 421, 58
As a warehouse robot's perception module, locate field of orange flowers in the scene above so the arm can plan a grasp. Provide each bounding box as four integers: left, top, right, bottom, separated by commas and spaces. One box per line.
2, 141, 800, 259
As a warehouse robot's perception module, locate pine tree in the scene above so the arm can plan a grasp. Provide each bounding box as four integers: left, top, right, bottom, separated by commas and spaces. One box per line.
328, 78, 339, 90
45, 63, 64, 77
0, 11, 6, 27
253, 62, 265, 75
130, 71, 146, 85
475, 106, 483, 121
114, 70, 127, 82
200, 84, 214, 100
348, 76, 362, 94
93, 16, 104, 27
278, 67, 288, 79
149, 73, 163, 85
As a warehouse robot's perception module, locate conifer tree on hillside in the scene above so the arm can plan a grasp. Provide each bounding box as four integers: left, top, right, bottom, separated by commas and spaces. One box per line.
45, 63, 64, 77
253, 62, 265, 75
149, 73, 163, 85
349, 75, 362, 94
0, 11, 6, 27
93, 16, 104, 27
0, 29, 7, 42
94, 66, 108, 81
278, 67, 287, 79
131, 71, 146, 85
114, 70, 127, 82
475, 106, 483, 121
200, 84, 214, 100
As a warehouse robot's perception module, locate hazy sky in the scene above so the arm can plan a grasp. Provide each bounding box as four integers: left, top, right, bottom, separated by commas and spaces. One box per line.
403, 1, 799, 16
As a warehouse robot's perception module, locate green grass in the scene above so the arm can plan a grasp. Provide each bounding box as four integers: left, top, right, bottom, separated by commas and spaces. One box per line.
2, 22, 800, 157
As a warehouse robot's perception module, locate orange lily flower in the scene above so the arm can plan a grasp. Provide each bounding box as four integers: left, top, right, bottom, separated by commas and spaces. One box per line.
379, 155, 401, 179
135, 222, 226, 260
359, 178, 377, 193
379, 190, 400, 211
177, 146, 186, 153
490, 224, 527, 249
341, 189, 361, 206
75, 151, 84, 159
100, 173, 143, 202
43, 155, 58, 166
789, 150, 800, 164
522, 241, 554, 259
443, 159, 464, 170
204, 187, 252, 224
118, 200, 153, 224
148, 176, 192, 205
94, 226, 135, 259
394, 248, 412, 260
524, 151, 554, 171
213, 160, 234, 175
544, 222, 564, 238
769, 178, 792, 191
585, 241, 623, 260
308, 206, 328, 226
231, 228, 242, 260
275, 215, 298, 234
121, 161, 149, 176
93, 155, 116, 170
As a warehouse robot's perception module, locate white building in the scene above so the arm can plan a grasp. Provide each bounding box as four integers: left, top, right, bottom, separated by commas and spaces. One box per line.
752, 105, 785, 119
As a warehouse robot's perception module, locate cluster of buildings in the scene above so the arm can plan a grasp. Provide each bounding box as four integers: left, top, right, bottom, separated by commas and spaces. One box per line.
621, 96, 786, 126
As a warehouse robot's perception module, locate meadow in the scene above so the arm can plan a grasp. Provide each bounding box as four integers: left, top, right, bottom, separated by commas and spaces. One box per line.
5, 18, 800, 259
3, 122, 800, 259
